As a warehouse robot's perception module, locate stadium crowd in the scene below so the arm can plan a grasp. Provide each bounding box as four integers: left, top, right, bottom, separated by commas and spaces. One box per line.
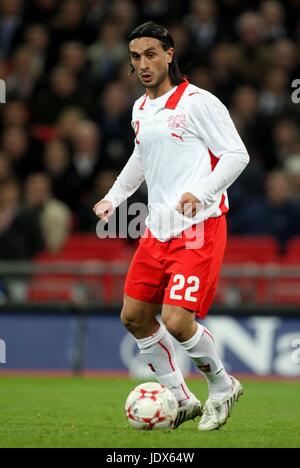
0, 0, 300, 259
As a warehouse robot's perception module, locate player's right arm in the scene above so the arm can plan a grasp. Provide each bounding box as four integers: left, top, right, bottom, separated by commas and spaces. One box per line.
93, 145, 145, 223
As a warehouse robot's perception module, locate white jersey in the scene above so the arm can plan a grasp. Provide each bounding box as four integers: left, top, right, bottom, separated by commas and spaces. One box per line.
105, 80, 249, 241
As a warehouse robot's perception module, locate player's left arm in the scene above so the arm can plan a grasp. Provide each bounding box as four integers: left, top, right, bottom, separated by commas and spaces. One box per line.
177, 92, 249, 215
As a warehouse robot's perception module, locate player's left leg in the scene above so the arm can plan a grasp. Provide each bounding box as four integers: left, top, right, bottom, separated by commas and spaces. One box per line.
164, 306, 243, 431
162, 215, 243, 430
163, 305, 233, 397
162, 304, 235, 429
193, 285, 244, 431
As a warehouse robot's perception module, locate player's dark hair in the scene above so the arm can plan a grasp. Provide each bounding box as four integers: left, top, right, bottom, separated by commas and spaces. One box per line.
128, 21, 185, 86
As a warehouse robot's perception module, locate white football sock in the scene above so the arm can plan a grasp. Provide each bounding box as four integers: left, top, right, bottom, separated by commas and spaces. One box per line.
180, 323, 232, 400
136, 323, 191, 406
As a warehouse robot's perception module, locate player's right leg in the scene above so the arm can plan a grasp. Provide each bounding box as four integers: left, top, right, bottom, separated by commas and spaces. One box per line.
121, 295, 195, 416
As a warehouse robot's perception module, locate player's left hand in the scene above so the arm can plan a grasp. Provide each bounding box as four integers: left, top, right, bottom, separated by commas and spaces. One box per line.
176, 192, 202, 217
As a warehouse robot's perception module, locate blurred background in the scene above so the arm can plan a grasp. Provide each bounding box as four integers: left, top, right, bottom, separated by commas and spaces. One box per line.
0, 0, 300, 377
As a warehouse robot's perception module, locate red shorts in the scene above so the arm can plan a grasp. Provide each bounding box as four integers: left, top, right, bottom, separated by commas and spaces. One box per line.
124, 215, 227, 319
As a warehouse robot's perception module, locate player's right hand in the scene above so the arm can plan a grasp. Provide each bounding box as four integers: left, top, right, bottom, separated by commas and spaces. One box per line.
93, 199, 115, 224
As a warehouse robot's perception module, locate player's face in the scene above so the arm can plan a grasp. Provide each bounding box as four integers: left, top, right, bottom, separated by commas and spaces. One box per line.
129, 37, 174, 89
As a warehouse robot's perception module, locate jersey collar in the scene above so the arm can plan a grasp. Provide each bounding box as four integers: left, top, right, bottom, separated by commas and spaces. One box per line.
139, 79, 189, 110
165, 79, 189, 109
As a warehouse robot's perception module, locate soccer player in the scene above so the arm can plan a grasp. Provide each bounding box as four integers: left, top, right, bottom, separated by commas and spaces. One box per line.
94, 22, 249, 431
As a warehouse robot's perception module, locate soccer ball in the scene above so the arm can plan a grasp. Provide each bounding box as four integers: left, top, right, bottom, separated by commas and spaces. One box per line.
125, 382, 178, 430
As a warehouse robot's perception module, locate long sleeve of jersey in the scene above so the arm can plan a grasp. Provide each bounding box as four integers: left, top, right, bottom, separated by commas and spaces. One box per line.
188, 93, 250, 206
104, 145, 145, 208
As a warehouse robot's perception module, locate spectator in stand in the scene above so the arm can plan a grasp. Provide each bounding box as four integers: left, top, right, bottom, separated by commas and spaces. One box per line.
88, 17, 128, 86
190, 65, 215, 94
55, 106, 86, 144
0, 0, 24, 59
6, 45, 40, 100
1, 101, 44, 166
184, 0, 223, 51
49, 0, 93, 54
110, 0, 137, 36
209, 41, 242, 106
191, 65, 216, 94
235, 12, 270, 85
43, 139, 73, 207
272, 119, 300, 166
117, 60, 144, 102
78, 169, 117, 232
167, 22, 197, 71
1, 126, 36, 176
85, 0, 110, 30
24, 172, 71, 252
68, 120, 102, 207
33, 66, 91, 125
24, 0, 58, 24
24, 172, 52, 209
40, 198, 71, 252
259, 67, 290, 118
0, 178, 44, 259
58, 41, 89, 83
0, 151, 12, 182
284, 154, 300, 203
0, 99, 29, 129
260, 0, 287, 43
230, 86, 268, 167
98, 81, 132, 169
231, 170, 300, 251
271, 39, 299, 80
71, 120, 101, 176
138, 0, 172, 25
22, 23, 49, 77
0, 58, 9, 84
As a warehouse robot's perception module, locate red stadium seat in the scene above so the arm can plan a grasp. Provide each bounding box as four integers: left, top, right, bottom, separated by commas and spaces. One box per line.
27, 268, 126, 304
265, 278, 300, 305
61, 234, 136, 261
224, 236, 279, 264
282, 237, 300, 264
220, 236, 280, 306
267, 237, 300, 304
27, 278, 75, 302
27, 236, 135, 303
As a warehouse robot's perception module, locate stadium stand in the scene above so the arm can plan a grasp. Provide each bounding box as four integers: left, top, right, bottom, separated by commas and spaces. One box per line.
0, 0, 300, 308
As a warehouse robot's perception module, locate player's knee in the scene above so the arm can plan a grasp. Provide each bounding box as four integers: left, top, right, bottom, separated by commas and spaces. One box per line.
120, 306, 137, 331
163, 315, 186, 342
120, 306, 146, 335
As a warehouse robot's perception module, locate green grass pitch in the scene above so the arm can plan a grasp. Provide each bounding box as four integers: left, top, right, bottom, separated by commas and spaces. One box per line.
0, 376, 299, 448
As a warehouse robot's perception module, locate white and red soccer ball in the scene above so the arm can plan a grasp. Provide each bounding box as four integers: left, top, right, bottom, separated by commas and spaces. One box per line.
125, 382, 178, 430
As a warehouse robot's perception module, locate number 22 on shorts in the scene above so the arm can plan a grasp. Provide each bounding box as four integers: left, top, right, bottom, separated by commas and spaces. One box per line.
170, 274, 200, 302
